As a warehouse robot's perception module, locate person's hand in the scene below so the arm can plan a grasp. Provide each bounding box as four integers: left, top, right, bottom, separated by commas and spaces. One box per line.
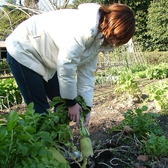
68, 103, 82, 125
84, 112, 90, 126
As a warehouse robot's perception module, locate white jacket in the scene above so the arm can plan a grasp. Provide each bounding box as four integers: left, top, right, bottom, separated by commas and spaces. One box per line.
5, 3, 104, 107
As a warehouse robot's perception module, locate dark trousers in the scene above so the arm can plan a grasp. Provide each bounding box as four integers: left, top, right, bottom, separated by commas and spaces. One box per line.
6, 52, 60, 113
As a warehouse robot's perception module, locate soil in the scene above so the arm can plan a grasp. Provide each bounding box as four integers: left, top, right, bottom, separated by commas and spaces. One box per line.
71, 80, 168, 168
1, 79, 168, 168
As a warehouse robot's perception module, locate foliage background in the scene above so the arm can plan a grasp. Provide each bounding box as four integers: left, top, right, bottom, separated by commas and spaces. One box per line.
0, 0, 168, 50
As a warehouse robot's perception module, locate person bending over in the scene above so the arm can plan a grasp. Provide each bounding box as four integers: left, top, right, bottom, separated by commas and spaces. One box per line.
5, 3, 135, 126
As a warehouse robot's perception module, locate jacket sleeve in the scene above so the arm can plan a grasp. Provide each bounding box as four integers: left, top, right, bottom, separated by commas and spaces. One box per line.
57, 31, 103, 106
77, 55, 98, 107
57, 35, 85, 101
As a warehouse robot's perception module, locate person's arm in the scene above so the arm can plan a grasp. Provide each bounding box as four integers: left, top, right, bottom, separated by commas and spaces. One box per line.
76, 31, 103, 107
57, 35, 85, 101
76, 55, 98, 126
57, 35, 99, 126
56, 35, 86, 125
77, 56, 98, 108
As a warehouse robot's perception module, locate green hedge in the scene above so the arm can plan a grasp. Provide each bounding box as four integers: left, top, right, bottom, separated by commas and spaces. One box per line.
144, 52, 168, 65
0, 78, 22, 109
0, 59, 10, 75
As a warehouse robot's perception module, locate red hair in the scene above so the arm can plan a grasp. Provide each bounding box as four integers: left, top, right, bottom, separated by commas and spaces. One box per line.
99, 3, 135, 47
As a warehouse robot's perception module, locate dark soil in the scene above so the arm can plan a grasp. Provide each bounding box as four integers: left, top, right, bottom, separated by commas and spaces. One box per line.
1, 79, 168, 168
70, 82, 168, 168
86, 85, 168, 168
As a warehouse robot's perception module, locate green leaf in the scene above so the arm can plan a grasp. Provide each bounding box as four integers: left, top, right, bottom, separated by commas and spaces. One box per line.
18, 143, 29, 156
0, 126, 8, 140
41, 157, 49, 165
7, 110, 19, 131
37, 163, 46, 168
17, 134, 33, 141
141, 105, 148, 111
39, 147, 48, 157
38, 131, 53, 144
50, 97, 63, 108
25, 102, 35, 116
31, 145, 41, 157
24, 126, 36, 134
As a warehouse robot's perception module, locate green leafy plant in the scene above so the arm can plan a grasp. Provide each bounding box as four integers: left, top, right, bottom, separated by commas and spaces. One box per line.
111, 106, 163, 138
0, 103, 72, 168
135, 71, 147, 78
79, 108, 93, 168
145, 64, 168, 79
0, 95, 91, 168
0, 59, 10, 75
114, 71, 142, 98
0, 78, 22, 109
0, 103, 73, 168
142, 133, 168, 157
146, 0, 168, 51
146, 80, 168, 114
110, 106, 168, 158
51, 96, 92, 168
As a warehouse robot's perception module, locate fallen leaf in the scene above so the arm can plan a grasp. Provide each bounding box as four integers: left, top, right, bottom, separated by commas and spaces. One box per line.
137, 155, 149, 162
123, 125, 134, 133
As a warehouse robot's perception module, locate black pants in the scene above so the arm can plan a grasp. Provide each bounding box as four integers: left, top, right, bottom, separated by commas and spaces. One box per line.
7, 52, 60, 113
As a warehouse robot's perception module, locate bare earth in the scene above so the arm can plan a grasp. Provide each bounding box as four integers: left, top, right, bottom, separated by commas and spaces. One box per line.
86, 85, 168, 168
67, 81, 168, 168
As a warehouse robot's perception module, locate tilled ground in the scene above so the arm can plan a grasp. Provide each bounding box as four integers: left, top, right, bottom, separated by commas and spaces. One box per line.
1, 83, 168, 168
70, 84, 168, 168
80, 86, 168, 168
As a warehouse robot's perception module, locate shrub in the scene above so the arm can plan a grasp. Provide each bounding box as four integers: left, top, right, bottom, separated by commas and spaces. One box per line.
0, 78, 22, 109
144, 52, 168, 65
146, 0, 168, 51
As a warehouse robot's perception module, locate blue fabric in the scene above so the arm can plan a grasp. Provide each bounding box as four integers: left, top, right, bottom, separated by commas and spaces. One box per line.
6, 52, 60, 114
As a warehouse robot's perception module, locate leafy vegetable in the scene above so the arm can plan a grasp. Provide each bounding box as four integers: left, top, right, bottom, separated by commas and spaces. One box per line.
0, 95, 93, 168
0, 103, 73, 168
77, 97, 94, 168
51, 95, 94, 167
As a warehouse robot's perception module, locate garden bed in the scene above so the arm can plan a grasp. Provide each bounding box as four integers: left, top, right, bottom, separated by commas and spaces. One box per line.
0, 79, 168, 168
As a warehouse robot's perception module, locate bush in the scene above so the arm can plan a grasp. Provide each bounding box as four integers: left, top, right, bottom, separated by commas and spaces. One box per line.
0, 78, 22, 109
144, 52, 168, 65
146, 0, 168, 51
0, 59, 10, 75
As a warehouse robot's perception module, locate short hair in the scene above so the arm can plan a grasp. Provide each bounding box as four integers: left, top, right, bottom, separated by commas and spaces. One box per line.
99, 3, 135, 47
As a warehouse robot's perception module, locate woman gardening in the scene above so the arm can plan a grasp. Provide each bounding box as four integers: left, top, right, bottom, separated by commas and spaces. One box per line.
5, 3, 135, 126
